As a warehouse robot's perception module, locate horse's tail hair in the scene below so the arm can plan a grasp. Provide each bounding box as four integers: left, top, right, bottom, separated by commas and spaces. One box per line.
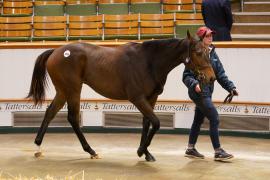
26, 49, 55, 105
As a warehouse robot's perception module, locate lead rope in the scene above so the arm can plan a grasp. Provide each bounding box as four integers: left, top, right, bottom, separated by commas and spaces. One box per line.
224, 93, 235, 104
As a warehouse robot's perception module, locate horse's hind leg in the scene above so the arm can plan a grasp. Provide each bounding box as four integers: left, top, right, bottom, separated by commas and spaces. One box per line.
138, 96, 158, 161
67, 95, 98, 158
34, 93, 66, 157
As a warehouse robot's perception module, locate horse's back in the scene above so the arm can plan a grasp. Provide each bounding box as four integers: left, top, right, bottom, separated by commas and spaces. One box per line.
46, 42, 155, 100
82, 42, 149, 99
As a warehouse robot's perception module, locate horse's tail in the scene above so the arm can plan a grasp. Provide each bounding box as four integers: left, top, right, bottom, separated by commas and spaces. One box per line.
26, 49, 55, 105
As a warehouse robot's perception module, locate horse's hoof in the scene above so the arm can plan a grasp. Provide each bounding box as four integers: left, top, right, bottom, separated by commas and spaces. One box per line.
34, 152, 43, 158
137, 148, 144, 157
90, 154, 101, 159
145, 153, 156, 162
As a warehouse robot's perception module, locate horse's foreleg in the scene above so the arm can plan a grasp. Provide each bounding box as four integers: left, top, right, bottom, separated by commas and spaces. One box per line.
138, 117, 156, 162
34, 93, 66, 157
139, 117, 150, 152
132, 96, 160, 162
138, 96, 158, 161
67, 97, 99, 159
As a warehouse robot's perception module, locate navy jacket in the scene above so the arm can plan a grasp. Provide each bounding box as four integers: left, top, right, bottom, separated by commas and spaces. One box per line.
182, 45, 235, 101
202, 0, 233, 41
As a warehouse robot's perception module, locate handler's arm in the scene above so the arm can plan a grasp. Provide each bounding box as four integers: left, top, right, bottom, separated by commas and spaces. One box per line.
182, 67, 199, 90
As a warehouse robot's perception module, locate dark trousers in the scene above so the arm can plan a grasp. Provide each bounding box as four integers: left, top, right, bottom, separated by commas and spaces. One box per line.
188, 97, 221, 149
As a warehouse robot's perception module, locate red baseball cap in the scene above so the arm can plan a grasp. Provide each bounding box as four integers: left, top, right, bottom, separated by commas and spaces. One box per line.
196, 26, 215, 38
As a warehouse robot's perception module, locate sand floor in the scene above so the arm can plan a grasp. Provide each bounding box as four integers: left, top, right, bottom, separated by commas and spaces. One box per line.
0, 133, 269, 180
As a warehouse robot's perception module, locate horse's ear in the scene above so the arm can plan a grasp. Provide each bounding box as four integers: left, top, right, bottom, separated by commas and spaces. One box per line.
187, 30, 192, 40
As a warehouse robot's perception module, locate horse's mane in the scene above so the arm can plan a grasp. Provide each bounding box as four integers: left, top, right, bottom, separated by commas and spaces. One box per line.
141, 38, 187, 85
141, 38, 184, 52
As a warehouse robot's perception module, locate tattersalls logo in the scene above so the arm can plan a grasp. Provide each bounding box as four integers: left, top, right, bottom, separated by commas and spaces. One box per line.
102, 103, 137, 111
154, 104, 190, 112
102, 103, 191, 112
215, 104, 270, 115
252, 106, 270, 115
1, 102, 92, 112
1, 102, 270, 116
244, 105, 249, 114
4, 103, 42, 111
216, 105, 241, 113
60, 102, 91, 110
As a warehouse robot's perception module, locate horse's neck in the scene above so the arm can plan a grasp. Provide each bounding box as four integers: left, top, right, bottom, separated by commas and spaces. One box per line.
146, 39, 187, 84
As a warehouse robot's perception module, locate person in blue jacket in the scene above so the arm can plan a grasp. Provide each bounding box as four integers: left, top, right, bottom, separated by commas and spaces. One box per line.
202, 0, 233, 41
183, 26, 238, 161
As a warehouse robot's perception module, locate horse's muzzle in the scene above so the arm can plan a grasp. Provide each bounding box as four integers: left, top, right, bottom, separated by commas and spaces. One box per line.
198, 73, 216, 84
197, 73, 205, 81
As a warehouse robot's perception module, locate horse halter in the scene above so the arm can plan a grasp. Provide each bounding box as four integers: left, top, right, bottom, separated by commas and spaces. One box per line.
183, 39, 191, 65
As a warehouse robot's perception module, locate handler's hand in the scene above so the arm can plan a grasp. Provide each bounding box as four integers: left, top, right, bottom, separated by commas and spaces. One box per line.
231, 88, 239, 96
195, 84, 201, 93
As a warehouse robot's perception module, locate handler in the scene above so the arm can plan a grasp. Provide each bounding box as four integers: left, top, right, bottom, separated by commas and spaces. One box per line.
182, 26, 239, 161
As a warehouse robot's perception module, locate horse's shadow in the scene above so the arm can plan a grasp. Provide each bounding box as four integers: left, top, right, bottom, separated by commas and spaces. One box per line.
133, 161, 159, 172
30, 155, 159, 173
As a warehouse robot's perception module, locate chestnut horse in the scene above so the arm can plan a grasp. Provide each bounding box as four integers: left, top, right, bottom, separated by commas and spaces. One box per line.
27, 32, 215, 161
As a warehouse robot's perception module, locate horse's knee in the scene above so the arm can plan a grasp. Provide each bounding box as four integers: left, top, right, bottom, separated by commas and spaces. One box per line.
67, 115, 73, 123
142, 118, 150, 129
67, 113, 78, 123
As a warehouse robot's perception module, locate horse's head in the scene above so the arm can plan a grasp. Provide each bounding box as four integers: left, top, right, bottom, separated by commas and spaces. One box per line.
184, 31, 216, 84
